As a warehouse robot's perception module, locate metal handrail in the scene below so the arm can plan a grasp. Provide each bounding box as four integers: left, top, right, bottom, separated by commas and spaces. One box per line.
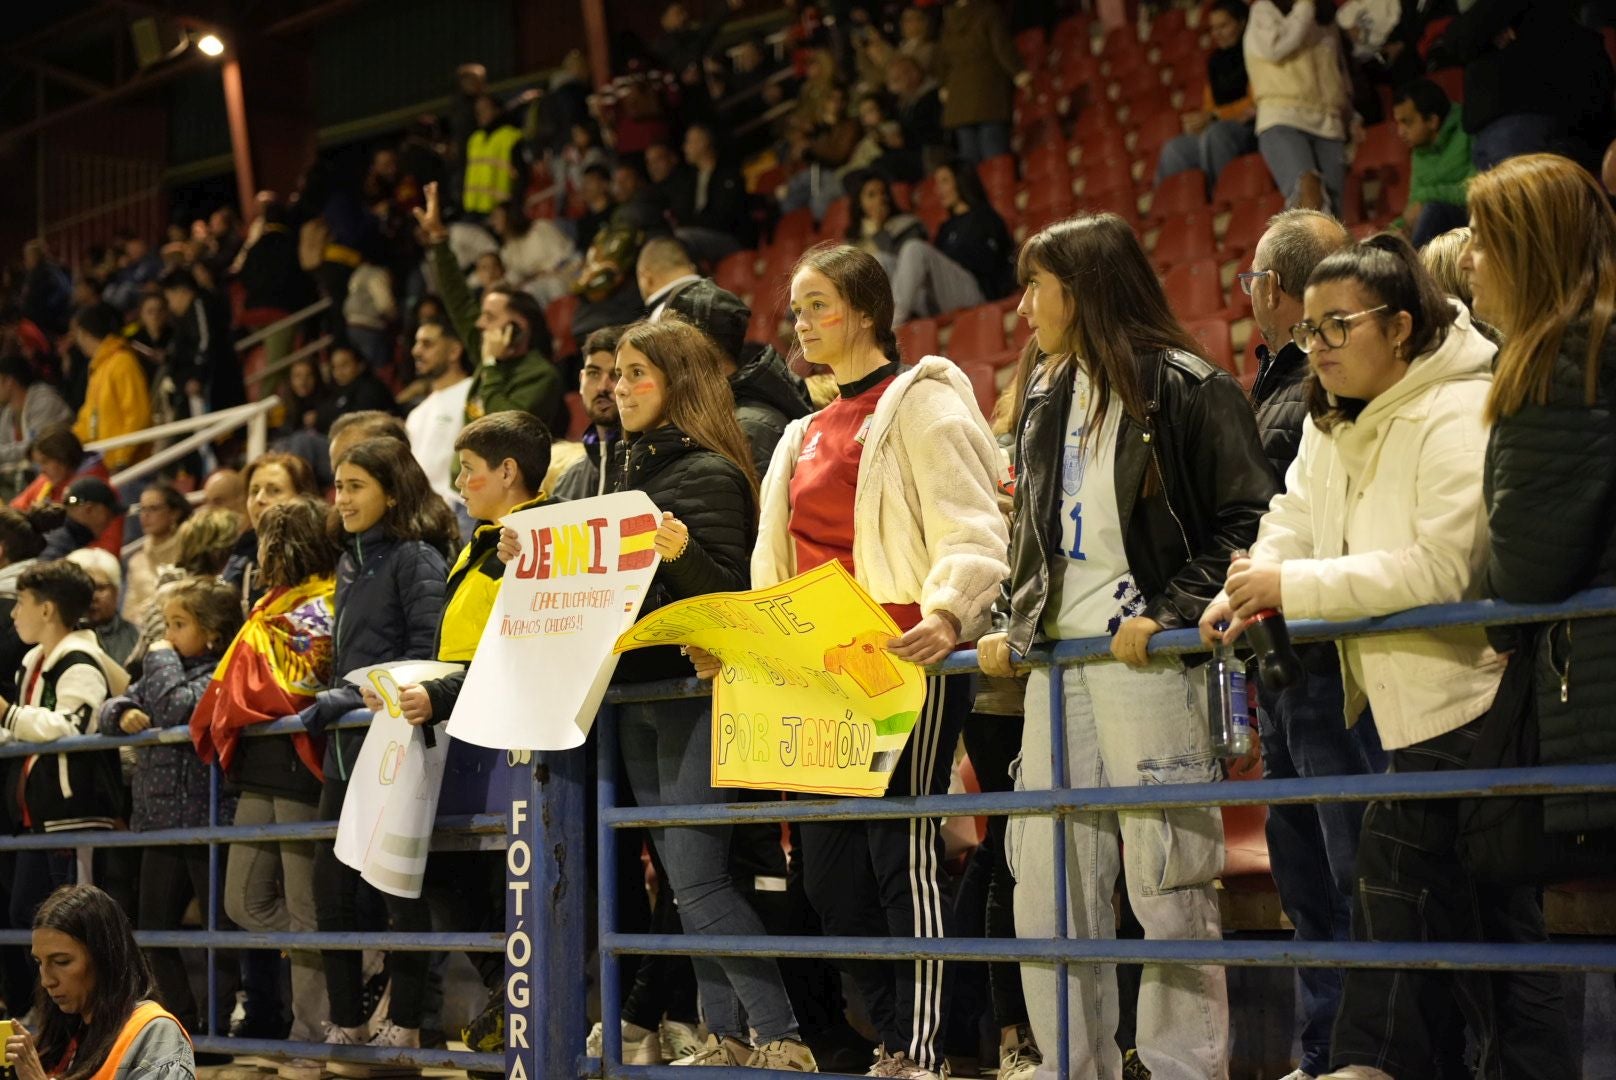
234, 297, 332, 352
245, 333, 333, 389
84, 397, 278, 490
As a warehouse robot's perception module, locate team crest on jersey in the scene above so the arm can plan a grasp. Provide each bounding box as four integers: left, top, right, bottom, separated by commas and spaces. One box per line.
799, 431, 823, 461
854, 415, 873, 445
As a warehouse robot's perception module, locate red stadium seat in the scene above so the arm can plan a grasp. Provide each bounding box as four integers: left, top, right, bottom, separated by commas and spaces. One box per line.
1109, 65, 1164, 102
891, 182, 914, 212
1429, 67, 1464, 103
1355, 122, 1405, 175
1025, 144, 1073, 186
546, 294, 579, 359
713, 250, 758, 298
1078, 184, 1142, 227
897, 317, 941, 361
1152, 209, 1217, 271
947, 302, 1011, 359
1183, 316, 1237, 376
1150, 169, 1210, 219
956, 360, 1001, 419
1133, 109, 1186, 167
1148, 7, 1187, 43
1081, 155, 1136, 197
746, 303, 787, 349
770, 207, 817, 253
1162, 258, 1230, 320
1212, 152, 1279, 207
1220, 192, 1285, 259
818, 197, 852, 244
978, 154, 1019, 192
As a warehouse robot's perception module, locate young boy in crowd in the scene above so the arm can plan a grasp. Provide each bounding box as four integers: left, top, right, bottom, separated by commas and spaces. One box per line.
1391, 78, 1475, 247
359, 410, 551, 1073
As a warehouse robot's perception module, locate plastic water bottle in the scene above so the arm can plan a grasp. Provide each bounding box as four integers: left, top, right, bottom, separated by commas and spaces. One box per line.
1206, 624, 1252, 758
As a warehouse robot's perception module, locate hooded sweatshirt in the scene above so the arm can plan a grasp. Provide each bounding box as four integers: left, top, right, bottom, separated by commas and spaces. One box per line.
1237, 301, 1500, 748
731, 347, 814, 477
754, 355, 1009, 641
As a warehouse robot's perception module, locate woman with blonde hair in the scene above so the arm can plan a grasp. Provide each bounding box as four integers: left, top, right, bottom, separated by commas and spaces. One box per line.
1418, 226, 1473, 309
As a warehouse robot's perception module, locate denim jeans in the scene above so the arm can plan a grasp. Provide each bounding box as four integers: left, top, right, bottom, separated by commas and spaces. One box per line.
1257, 125, 1347, 213
1471, 112, 1602, 174
954, 122, 1012, 164
779, 165, 843, 223
1012, 661, 1229, 1080
1257, 662, 1386, 1077
1411, 202, 1470, 249
875, 239, 987, 327
1155, 120, 1258, 195
1331, 717, 1575, 1080
618, 696, 799, 1044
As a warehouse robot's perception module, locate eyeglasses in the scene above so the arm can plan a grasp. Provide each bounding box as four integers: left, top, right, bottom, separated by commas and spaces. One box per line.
1236, 269, 1276, 296
1289, 305, 1389, 354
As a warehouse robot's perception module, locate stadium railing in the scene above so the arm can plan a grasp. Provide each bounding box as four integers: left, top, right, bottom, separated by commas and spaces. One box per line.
0, 591, 1611, 1077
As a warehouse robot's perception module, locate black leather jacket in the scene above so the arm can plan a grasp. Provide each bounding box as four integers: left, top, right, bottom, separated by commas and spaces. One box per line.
992, 349, 1278, 654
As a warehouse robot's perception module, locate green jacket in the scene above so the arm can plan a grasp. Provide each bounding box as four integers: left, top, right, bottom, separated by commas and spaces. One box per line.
431, 241, 567, 434
1408, 106, 1475, 210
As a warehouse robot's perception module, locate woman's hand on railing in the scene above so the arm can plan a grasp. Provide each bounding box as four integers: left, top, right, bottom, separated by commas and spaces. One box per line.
1226, 556, 1284, 621
498, 527, 521, 565
977, 632, 1017, 678
1110, 616, 1163, 668
887, 611, 962, 667
1198, 599, 1246, 648
684, 645, 722, 681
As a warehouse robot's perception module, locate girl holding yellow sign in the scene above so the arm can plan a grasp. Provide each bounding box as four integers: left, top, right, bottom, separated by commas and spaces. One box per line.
745, 242, 1010, 1080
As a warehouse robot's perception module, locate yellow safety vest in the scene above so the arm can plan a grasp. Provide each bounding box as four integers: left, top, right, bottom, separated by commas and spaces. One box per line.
464, 125, 524, 213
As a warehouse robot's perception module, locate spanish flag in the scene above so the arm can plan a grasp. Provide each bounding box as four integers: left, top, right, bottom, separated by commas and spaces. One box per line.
618, 514, 657, 571
191, 576, 337, 781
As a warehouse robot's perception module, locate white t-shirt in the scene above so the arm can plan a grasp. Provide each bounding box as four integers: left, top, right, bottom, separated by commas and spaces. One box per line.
406, 379, 474, 506
1043, 366, 1145, 640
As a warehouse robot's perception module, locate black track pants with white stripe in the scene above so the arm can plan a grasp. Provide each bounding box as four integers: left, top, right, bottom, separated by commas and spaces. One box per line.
798, 672, 968, 1071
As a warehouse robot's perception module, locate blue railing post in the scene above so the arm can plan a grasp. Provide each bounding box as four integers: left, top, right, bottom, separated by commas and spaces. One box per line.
207, 762, 221, 1038
502, 744, 589, 1079
597, 704, 623, 1078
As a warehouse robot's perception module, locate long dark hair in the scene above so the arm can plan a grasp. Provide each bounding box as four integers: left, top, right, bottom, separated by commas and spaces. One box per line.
258, 497, 341, 588
331, 437, 460, 559
1303, 231, 1456, 431
789, 242, 902, 366
844, 173, 896, 241
32, 885, 157, 1080
616, 319, 760, 497
1017, 213, 1201, 435
936, 159, 993, 215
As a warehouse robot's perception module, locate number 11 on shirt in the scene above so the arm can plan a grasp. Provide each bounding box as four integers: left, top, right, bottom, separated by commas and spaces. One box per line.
1067, 501, 1086, 561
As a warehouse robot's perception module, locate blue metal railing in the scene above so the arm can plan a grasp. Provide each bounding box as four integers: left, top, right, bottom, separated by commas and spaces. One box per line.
1, 589, 1613, 1077
590, 588, 1616, 1079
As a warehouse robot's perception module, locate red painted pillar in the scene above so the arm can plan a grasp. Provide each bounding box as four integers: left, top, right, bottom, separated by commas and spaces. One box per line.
221, 56, 258, 225
580, 0, 610, 89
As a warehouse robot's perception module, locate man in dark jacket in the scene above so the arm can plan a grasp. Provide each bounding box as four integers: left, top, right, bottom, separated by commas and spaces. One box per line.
40, 478, 123, 563
161, 268, 246, 411
669, 123, 756, 263
554, 326, 623, 502
1245, 208, 1394, 1080
638, 238, 813, 474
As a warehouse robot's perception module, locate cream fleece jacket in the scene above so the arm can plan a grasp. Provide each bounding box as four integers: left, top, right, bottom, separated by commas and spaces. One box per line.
754, 356, 1010, 640
1237, 302, 1501, 749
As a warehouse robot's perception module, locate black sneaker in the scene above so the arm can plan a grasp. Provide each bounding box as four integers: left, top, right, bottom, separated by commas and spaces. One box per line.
229, 1012, 292, 1040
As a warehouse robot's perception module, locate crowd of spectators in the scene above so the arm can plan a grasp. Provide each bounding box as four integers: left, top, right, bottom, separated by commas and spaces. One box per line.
0, 1, 1612, 1079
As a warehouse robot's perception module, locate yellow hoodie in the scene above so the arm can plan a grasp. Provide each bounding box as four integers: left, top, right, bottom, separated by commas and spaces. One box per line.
74, 337, 151, 470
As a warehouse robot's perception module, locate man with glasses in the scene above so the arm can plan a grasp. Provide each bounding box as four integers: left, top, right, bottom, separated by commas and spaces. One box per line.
1240, 210, 1390, 1080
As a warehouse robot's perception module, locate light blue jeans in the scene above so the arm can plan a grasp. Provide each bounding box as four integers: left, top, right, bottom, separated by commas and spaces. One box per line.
954, 122, 1012, 163
1010, 660, 1229, 1080
1155, 120, 1258, 195
1258, 125, 1348, 213
875, 239, 986, 327
618, 697, 800, 1044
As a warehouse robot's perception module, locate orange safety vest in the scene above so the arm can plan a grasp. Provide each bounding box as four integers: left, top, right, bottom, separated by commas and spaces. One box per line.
90, 1001, 190, 1079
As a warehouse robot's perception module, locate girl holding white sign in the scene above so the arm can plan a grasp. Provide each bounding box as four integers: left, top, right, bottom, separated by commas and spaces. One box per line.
502, 317, 816, 1072
734, 242, 1010, 1080
309, 438, 455, 1071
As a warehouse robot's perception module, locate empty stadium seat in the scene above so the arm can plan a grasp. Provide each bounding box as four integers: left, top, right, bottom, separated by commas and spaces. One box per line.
713, 250, 758, 298
1152, 209, 1217, 270
546, 294, 579, 359
1133, 110, 1186, 169
1212, 152, 1279, 207
1079, 184, 1142, 226
897, 317, 941, 361
956, 360, 1000, 419
1150, 169, 1210, 219
1162, 258, 1231, 320
1220, 192, 1285, 259
1080, 155, 1136, 197
1183, 316, 1237, 376
1355, 122, 1405, 175
947, 302, 1011, 359
770, 207, 817, 253
564, 392, 590, 440
818, 197, 852, 244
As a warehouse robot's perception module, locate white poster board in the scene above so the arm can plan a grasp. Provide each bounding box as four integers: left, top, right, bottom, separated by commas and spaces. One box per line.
334, 659, 463, 899
445, 491, 662, 750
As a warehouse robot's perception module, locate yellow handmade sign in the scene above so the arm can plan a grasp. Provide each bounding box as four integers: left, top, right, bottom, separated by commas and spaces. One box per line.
612, 561, 925, 797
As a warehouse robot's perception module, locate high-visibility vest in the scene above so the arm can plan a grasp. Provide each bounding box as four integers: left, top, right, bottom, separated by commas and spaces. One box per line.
464, 125, 523, 213
90, 1000, 190, 1079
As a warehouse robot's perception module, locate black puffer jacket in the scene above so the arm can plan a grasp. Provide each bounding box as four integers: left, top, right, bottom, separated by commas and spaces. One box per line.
1484, 325, 1616, 833
609, 425, 756, 683
731, 347, 813, 478
993, 349, 1277, 654
310, 528, 447, 778
1251, 341, 1310, 482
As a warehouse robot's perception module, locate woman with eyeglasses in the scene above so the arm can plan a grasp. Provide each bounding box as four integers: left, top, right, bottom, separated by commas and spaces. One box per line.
1197, 233, 1565, 1080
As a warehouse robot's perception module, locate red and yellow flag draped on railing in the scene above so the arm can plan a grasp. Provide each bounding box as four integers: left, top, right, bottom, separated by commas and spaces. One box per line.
191, 576, 337, 780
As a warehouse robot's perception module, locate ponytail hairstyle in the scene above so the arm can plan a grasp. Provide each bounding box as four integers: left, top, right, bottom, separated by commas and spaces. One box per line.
331, 438, 461, 560
31, 884, 155, 1080
1017, 213, 1201, 436
1303, 231, 1455, 431
1467, 153, 1616, 422
615, 318, 760, 498
789, 242, 902, 366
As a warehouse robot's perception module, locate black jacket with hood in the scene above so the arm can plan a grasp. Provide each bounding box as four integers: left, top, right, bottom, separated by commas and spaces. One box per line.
993, 349, 1277, 655
730, 347, 813, 477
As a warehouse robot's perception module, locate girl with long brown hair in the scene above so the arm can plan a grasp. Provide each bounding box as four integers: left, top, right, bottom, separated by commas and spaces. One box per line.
981, 213, 1276, 1079
503, 316, 811, 1070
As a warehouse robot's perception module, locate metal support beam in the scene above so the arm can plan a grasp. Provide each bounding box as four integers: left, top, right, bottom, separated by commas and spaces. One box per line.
221, 54, 256, 224
3, 54, 110, 98
580, 0, 611, 90
0, 54, 209, 144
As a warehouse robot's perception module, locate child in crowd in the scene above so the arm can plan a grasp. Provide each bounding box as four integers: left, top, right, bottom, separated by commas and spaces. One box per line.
740, 243, 1010, 1080
101, 577, 245, 1040
310, 437, 455, 1068
982, 214, 1276, 1079
192, 497, 341, 1080
0, 561, 131, 934
1390, 78, 1474, 248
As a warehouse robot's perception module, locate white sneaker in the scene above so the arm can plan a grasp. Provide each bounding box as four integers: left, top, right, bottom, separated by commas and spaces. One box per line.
1276, 1071, 1315, 1080
584, 1020, 661, 1064
367, 1020, 420, 1049
1316, 1069, 1393, 1080
661, 1018, 703, 1062
324, 1021, 376, 1078
868, 1050, 947, 1079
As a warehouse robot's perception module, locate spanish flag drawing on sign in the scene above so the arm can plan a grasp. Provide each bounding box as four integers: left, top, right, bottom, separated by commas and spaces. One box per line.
618, 513, 657, 571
